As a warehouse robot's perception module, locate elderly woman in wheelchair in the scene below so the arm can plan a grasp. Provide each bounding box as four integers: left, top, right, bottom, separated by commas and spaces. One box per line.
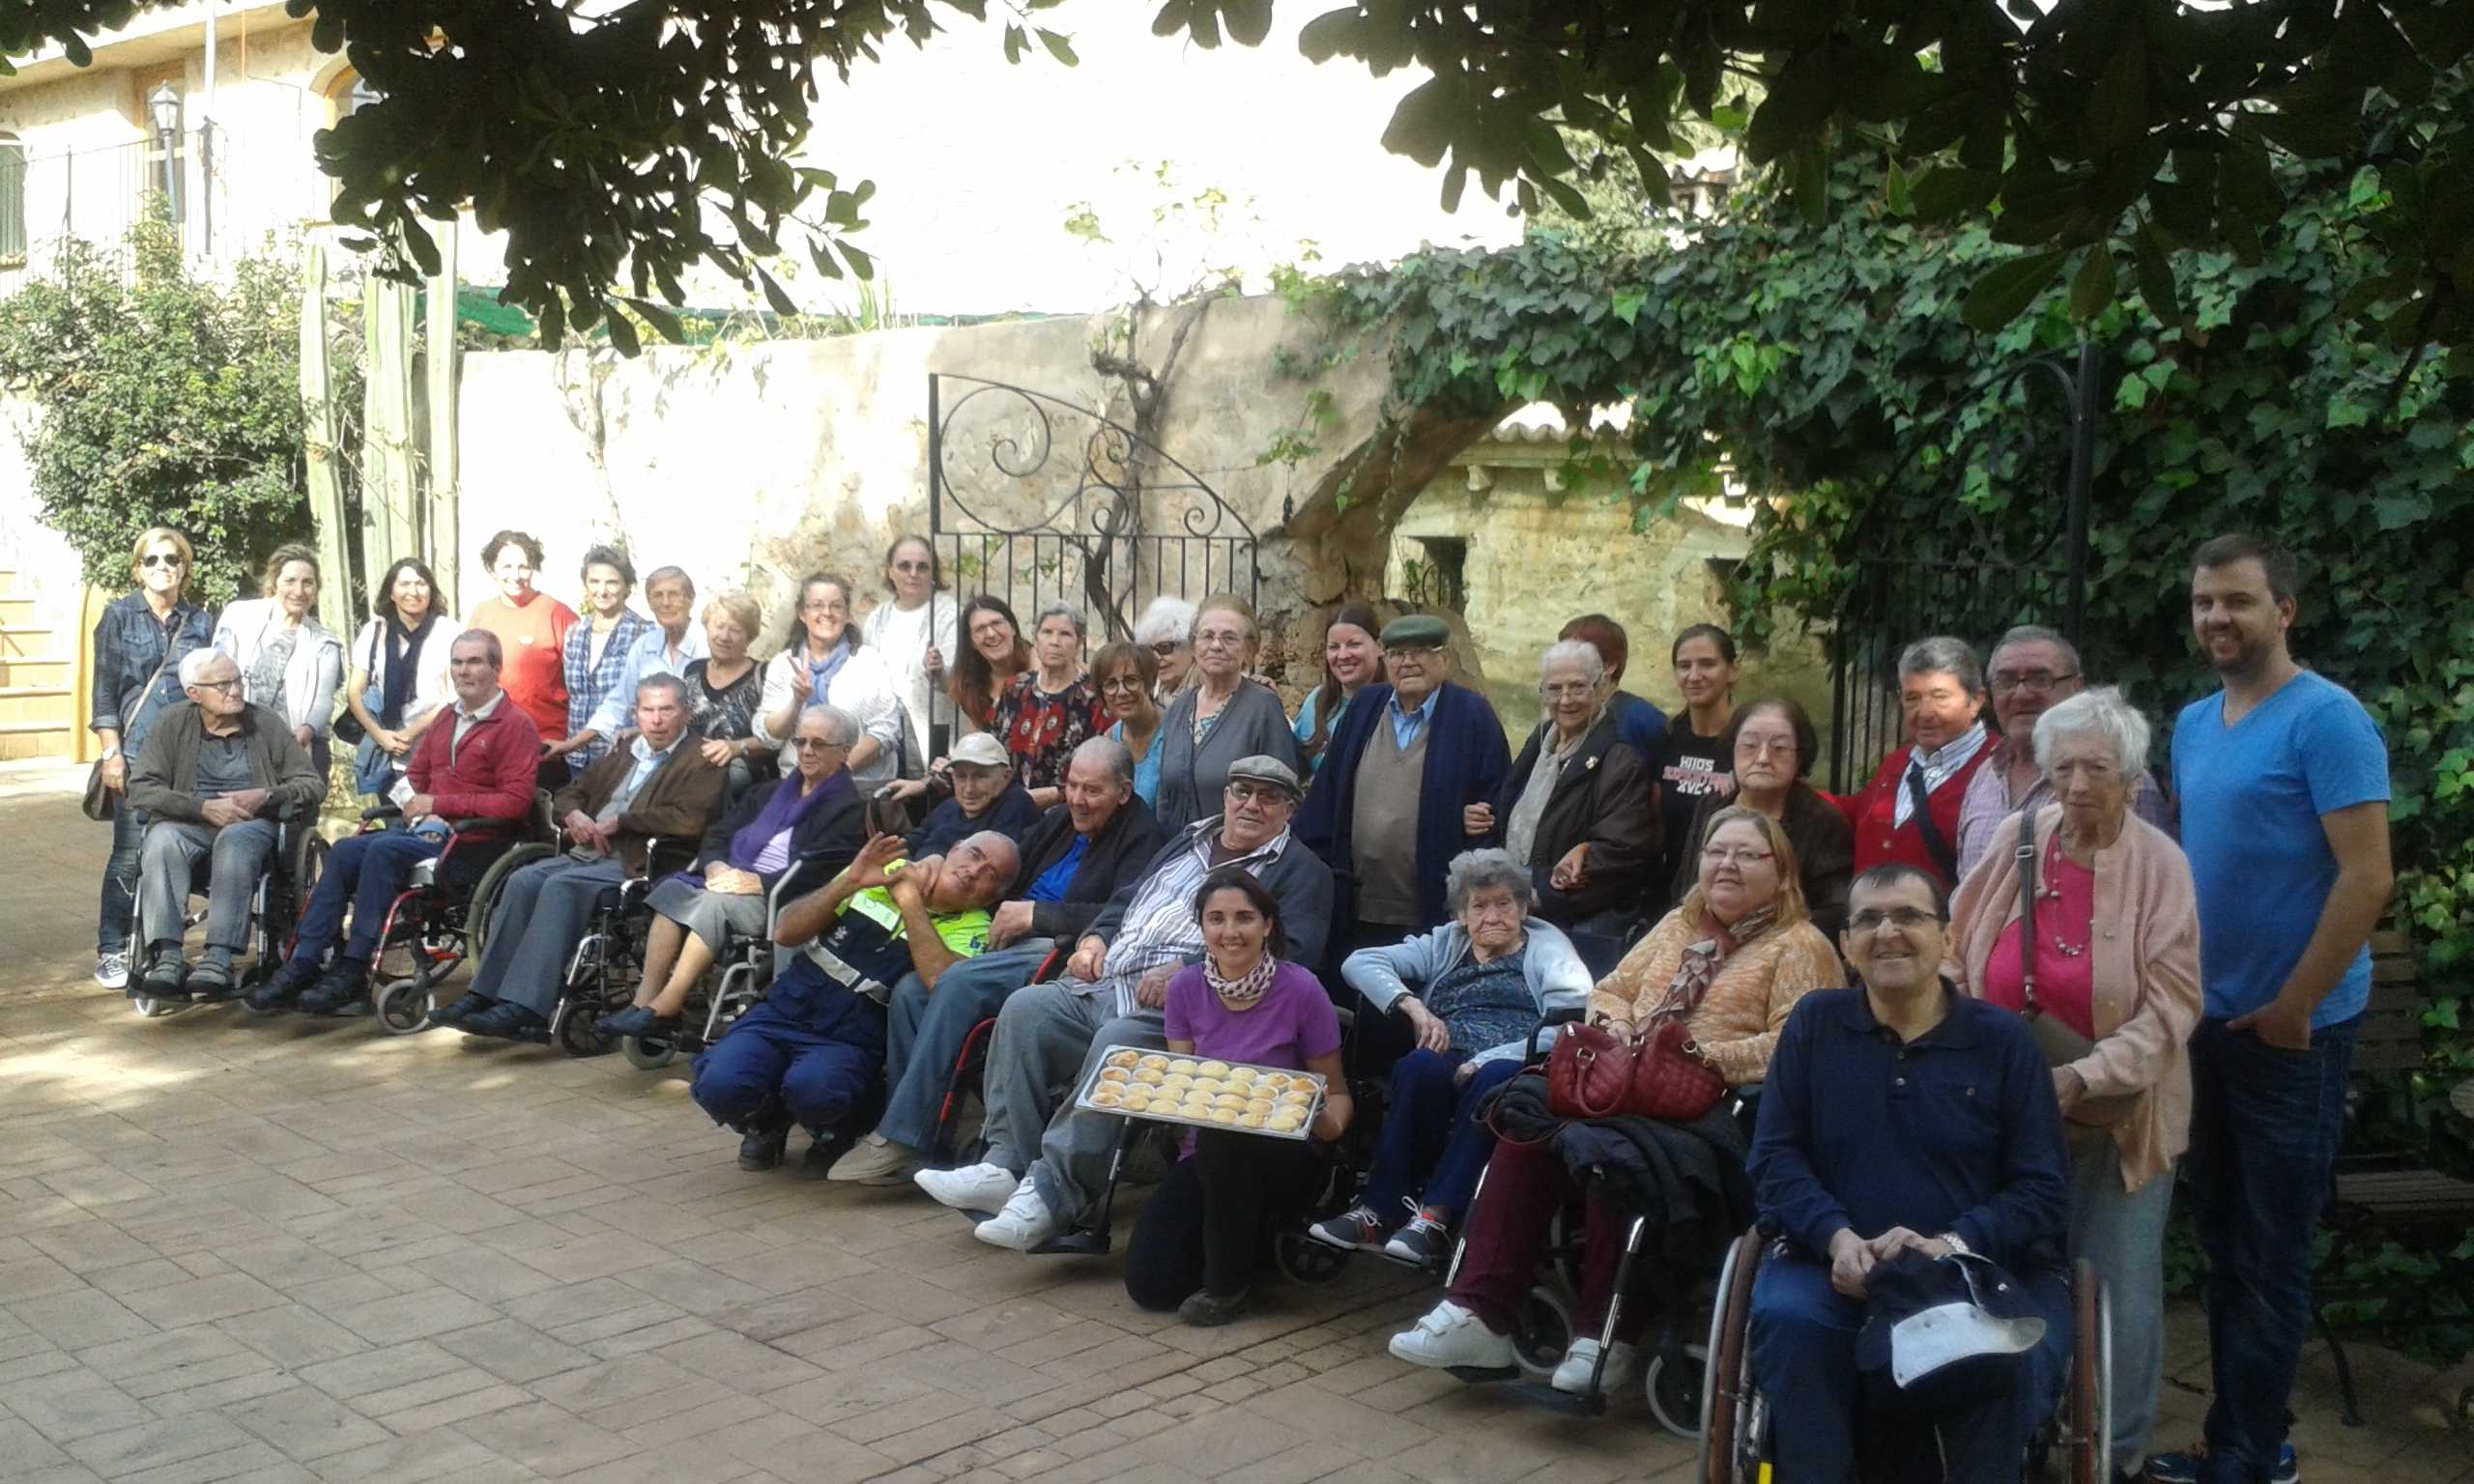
1312, 848, 1592, 1267
1388, 807, 1842, 1397
597, 703, 869, 1044
1727, 861, 2081, 1483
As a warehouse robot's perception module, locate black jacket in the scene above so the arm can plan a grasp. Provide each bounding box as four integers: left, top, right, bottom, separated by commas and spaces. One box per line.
1009, 796, 1166, 941
697, 772, 868, 893
906, 782, 1041, 859
1486, 1070, 1755, 1276
1492, 712, 1660, 926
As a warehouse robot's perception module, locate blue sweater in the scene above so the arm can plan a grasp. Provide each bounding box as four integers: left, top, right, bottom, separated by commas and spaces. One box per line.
1749, 986, 2069, 1270
1294, 680, 1511, 929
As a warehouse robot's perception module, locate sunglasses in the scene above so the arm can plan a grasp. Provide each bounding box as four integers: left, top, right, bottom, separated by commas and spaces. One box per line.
140, 554, 184, 568
1150, 642, 1179, 657
892, 560, 932, 574
792, 736, 847, 752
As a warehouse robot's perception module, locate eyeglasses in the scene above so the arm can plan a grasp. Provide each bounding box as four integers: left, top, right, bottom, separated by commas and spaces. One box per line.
1194, 630, 1247, 649
193, 677, 244, 696
1225, 782, 1289, 805
140, 554, 184, 568
1149, 641, 1179, 657
1386, 644, 1436, 660
801, 602, 847, 615
1990, 670, 2080, 696
1700, 844, 1775, 867
892, 560, 932, 574
1099, 676, 1146, 694
1736, 733, 1798, 757
791, 736, 847, 752
1849, 906, 1943, 933
1538, 681, 1596, 700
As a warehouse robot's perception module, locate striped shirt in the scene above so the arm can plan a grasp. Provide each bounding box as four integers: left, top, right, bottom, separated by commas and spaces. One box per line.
1082, 820, 1298, 1017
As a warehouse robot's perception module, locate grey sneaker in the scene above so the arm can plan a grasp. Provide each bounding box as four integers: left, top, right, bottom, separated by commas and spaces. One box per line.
94, 951, 130, 989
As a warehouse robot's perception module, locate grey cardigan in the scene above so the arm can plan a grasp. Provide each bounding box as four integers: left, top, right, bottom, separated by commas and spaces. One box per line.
1152, 680, 1303, 836
127, 701, 330, 823
1341, 917, 1594, 1066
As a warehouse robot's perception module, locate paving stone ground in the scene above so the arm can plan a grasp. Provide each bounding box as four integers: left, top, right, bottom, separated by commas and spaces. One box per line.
2, 778, 2465, 1484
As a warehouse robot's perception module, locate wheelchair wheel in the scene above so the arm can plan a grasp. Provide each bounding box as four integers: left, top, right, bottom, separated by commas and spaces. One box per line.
1646, 1345, 1709, 1440
130, 991, 180, 1018
2069, 1257, 2110, 1484
621, 1034, 678, 1070
1509, 1283, 1575, 1381
556, 1001, 612, 1057
467, 842, 554, 964
1698, 1228, 1769, 1484
1273, 1227, 1350, 1286
375, 977, 435, 1035
273, 829, 330, 961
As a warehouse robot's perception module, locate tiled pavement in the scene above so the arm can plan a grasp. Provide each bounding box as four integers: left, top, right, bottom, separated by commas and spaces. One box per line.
2, 780, 2466, 1484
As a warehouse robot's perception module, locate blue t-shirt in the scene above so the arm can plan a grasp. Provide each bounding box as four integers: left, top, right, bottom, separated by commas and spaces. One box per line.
1027, 833, 1088, 903
2172, 671, 2390, 1026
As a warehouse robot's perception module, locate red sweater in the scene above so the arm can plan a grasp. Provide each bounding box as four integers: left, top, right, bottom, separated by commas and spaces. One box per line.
407, 694, 543, 821
1847, 738, 1994, 888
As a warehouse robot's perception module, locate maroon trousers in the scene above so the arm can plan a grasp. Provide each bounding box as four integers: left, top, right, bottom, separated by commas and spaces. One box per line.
1444, 1135, 1649, 1344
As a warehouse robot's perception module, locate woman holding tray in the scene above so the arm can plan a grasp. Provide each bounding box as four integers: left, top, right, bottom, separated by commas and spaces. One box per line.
1121, 868, 1352, 1327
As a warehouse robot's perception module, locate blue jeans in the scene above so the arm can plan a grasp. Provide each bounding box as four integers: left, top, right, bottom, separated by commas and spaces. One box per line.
1361, 1049, 1521, 1220
2186, 1014, 2359, 1483
289, 829, 443, 969
878, 938, 1053, 1153
2067, 1133, 2174, 1468
98, 802, 151, 955
1751, 1245, 2068, 1482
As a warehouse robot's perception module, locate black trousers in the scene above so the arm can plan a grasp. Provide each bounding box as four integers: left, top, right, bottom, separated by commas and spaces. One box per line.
1124, 1130, 1326, 1309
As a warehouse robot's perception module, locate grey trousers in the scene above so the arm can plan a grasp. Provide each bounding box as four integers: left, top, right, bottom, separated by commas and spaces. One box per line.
981, 979, 1116, 1174
1022, 1004, 1167, 1228
139, 819, 276, 957
2068, 1132, 2174, 1468
467, 855, 628, 1016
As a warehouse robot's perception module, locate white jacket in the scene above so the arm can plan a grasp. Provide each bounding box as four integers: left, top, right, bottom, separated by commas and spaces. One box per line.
347, 615, 459, 728
752, 643, 905, 787
216, 598, 346, 738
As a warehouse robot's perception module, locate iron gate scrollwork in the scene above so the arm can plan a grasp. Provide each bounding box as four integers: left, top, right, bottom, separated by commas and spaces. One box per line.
1827, 343, 2101, 791
926, 374, 1260, 646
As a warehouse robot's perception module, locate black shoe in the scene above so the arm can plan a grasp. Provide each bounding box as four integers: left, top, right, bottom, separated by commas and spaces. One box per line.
298, 961, 371, 1015
738, 1123, 790, 1172
1178, 1287, 1251, 1327
247, 958, 321, 1013
186, 958, 236, 997
598, 1005, 678, 1042
429, 993, 487, 1026
140, 950, 188, 994
798, 1137, 839, 1180
463, 1001, 545, 1039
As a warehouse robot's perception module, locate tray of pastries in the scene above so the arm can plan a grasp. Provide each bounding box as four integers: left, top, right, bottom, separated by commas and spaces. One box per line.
1075, 1045, 1325, 1140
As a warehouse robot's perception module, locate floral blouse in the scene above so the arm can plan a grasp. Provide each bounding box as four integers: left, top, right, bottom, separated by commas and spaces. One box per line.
990, 671, 1109, 792
684, 658, 764, 743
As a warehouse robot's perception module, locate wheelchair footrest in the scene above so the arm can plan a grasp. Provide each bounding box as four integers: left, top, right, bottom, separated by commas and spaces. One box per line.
1443, 1364, 1521, 1386
1502, 1381, 1607, 1416
1029, 1228, 1113, 1258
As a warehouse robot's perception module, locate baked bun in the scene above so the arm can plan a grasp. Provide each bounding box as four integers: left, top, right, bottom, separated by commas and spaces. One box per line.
1245, 1098, 1275, 1117
1268, 1109, 1305, 1132
1167, 1058, 1198, 1075
1197, 1060, 1232, 1078
1107, 1050, 1141, 1069
1099, 1068, 1132, 1084
1237, 1113, 1267, 1129
1209, 1108, 1241, 1125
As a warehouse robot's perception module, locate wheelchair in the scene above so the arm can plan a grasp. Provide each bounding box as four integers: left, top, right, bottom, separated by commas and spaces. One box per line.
451, 825, 699, 1056
607, 852, 839, 1071
129, 806, 330, 1018
920, 943, 1071, 1169
1699, 1225, 2113, 1484
325, 797, 558, 1034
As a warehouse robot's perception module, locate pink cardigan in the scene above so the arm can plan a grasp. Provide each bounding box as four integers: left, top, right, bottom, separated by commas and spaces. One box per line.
1947, 805, 2202, 1192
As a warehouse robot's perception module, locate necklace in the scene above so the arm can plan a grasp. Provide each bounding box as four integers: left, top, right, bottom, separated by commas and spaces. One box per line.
2038, 835, 2089, 958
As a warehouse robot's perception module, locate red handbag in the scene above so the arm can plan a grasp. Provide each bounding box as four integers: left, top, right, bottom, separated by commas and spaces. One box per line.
1546, 1018, 1727, 1123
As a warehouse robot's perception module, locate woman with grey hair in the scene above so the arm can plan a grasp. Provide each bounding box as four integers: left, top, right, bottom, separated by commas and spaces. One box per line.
1847, 633, 1993, 886
1947, 687, 2201, 1474
600, 703, 869, 1042
1467, 639, 1659, 950
1135, 593, 1198, 700
988, 602, 1107, 807
1315, 848, 1594, 1265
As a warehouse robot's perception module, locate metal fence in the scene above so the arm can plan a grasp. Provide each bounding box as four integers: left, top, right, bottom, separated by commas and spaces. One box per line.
0, 125, 222, 291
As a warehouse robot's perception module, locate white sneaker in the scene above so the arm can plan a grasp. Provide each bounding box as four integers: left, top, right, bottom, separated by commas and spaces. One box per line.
95, 951, 129, 989
915, 1161, 1021, 1212
1550, 1338, 1638, 1395
827, 1133, 919, 1184
1387, 1300, 1513, 1371
972, 1177, 1059, 1251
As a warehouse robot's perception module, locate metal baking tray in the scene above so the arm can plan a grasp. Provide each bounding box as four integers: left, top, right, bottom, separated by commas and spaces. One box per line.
1072, 1044, 1326, 1140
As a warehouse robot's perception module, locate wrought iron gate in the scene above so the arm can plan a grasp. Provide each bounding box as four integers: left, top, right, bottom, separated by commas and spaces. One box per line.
1826, 343, 2101, 791
926, 375, 1259, 642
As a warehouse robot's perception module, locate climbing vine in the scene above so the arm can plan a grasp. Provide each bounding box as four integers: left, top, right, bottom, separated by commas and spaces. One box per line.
1294, 75, 2474, 1357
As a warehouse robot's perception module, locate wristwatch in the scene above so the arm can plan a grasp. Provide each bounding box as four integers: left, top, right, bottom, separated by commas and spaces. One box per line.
1939, 1231, 1972, 1258
100, 745, 120, 760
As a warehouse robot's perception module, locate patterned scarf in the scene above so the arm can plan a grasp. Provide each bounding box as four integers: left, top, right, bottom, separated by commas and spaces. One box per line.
1204, 950, 1279, 1007
1649, 904, 1780, 1027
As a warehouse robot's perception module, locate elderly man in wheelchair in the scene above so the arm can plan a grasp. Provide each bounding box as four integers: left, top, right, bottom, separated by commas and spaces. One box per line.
247, 630, 541, 1016
431, 672, 725, 1040
124, 648, 329, 1000
1736, 861, 2078, 1483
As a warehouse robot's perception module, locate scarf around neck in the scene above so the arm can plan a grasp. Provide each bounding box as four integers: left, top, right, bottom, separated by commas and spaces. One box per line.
805, 635, 853, 699
1650, 902, 1781, 1027
380, 610, 439, 728
1205, 950, 1279, 1007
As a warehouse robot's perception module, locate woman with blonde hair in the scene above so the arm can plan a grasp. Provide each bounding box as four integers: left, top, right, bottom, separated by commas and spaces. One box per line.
90, 526, 216, 989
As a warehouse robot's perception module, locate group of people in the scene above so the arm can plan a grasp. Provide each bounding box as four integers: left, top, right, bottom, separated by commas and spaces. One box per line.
82, 523, 2387, 1484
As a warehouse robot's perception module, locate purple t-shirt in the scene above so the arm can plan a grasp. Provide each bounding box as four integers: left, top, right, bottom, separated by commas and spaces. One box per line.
1164, 958, 1343, 1072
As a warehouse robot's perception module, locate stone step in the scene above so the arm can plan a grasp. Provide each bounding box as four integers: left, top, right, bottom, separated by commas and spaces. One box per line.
0, 722, 78, 761
0, 624, 56, 659
0, 685, 76, 727
0, 655, 72, 688
0, 595, 36, 627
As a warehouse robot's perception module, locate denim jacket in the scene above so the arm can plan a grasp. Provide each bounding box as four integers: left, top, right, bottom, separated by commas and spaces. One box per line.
91, 591, 214, 755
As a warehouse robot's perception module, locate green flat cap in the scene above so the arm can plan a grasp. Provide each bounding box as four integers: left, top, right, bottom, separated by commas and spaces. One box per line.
1380, 614, 1452, 649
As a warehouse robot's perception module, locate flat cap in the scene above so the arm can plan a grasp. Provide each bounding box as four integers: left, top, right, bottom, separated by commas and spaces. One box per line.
1224, 754, 1304, 799
1380, 614, 1452, 650
949, 732, 1010, 769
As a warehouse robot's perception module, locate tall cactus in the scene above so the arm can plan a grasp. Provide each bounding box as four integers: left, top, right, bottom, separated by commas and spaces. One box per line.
299, 243, 354, 637
360, 245, 418, 596
426, 216, 461, 610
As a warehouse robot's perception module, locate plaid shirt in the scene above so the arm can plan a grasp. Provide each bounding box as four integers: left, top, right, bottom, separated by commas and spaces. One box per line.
1083, 819, 1298, 1017
90, 591, 214, 751
562, 609, 653, 772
